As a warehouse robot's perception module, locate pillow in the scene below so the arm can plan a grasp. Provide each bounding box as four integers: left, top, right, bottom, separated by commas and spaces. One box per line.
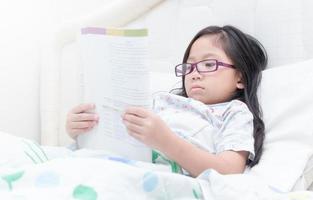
0, 131, 49, 170
293, 155, 313, 190
149, 71, 180, 96
248, 59, 313, 191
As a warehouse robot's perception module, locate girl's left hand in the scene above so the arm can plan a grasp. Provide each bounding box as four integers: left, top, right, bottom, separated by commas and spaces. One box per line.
122, 106, 172, 150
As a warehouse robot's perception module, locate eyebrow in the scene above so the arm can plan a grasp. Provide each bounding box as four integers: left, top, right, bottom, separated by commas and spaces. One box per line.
187, 53, 221, 61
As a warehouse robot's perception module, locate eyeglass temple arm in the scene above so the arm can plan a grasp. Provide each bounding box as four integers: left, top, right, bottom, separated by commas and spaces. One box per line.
217, 61, 235, 68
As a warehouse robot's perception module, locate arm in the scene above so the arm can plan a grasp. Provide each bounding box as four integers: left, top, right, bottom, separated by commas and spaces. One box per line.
160, 131, 248, 176
123, 107, 248, 177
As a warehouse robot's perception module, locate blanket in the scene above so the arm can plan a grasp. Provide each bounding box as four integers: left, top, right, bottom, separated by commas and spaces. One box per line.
0, 132, 312, 200
1, 156, 313, 200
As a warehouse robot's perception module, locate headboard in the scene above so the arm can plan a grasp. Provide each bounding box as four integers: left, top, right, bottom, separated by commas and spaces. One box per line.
40, 0, 313, 146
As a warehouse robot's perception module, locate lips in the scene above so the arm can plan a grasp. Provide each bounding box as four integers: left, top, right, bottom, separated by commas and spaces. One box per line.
191, 85, 204, 90
190, 85, 204, 92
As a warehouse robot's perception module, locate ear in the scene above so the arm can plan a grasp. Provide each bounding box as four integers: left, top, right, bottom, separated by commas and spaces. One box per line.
236, 72, 244, 89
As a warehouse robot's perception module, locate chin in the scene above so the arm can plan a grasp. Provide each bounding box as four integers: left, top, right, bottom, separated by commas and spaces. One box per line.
189, 95, 220, 105
189, 95, 205, 103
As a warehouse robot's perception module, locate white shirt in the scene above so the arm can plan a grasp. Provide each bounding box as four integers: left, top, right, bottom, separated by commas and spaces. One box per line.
152, 92, 255, 173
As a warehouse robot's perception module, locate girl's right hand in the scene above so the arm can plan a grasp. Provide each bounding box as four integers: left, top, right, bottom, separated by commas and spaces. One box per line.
66, 103, 99, 139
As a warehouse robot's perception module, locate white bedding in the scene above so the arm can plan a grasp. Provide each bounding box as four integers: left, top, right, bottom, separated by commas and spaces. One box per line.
42, 146, 313, 192
293, 156, 313, 190
0, 132, 313, 200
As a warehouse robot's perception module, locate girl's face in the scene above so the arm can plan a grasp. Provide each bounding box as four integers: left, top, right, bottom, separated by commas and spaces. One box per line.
184, 35, 244, 104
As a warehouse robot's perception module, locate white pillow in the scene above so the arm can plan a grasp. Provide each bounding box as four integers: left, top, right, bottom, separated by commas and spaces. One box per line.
149, 71, 180, 96
293, 155, 313, 190
0, 131, 48, 169
248, 59, 313, 191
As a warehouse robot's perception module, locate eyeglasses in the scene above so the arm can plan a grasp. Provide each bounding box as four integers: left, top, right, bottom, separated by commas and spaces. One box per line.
175, 59, 235, 77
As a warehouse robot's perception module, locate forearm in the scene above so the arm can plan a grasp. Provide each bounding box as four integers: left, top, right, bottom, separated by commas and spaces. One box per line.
159, 130, 247, 177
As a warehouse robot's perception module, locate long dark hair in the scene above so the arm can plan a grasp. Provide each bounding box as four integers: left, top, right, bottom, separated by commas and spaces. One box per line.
173, 25, 267, 167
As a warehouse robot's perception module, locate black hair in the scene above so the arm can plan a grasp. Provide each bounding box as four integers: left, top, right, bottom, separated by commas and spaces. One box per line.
172, 25, 267, 167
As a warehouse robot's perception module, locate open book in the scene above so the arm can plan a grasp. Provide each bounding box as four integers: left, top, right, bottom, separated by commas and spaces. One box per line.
77, 27, 151, 162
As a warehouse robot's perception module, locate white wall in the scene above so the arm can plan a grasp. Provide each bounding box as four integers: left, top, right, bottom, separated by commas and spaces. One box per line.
0, 0, 113, 141
1, 0, 313, 143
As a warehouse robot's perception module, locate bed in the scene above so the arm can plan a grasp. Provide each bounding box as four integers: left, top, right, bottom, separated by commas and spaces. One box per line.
12, 0, 310, 198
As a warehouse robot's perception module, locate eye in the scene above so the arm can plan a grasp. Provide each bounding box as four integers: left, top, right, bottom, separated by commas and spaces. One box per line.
202, 61, 216, 69
205, 62, 215, 67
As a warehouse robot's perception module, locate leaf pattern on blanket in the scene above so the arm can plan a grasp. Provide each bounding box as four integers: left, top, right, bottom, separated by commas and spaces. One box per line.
73, 184, 98, 200
1, 171, 24, 190
192, 186, 202, 199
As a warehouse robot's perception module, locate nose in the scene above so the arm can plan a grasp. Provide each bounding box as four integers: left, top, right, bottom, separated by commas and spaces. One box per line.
189, 66, 201, 80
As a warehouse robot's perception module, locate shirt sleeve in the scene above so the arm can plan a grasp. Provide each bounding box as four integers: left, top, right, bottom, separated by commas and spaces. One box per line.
214, 101, 255, 161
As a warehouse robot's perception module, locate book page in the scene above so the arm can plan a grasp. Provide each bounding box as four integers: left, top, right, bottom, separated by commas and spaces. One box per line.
77, 27, 151, 162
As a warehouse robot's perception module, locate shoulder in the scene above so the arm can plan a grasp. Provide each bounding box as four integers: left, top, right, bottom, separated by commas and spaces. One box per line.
214, 100, 253, 122
227, 100, 250, 112
153, 92, 189, 112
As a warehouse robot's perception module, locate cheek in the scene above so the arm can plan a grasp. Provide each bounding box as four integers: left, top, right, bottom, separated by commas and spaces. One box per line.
183, 77, 193, 96
184, 77, 191, 89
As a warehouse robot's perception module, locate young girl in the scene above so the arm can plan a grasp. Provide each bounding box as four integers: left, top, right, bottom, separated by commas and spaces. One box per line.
66, 25, 267, 177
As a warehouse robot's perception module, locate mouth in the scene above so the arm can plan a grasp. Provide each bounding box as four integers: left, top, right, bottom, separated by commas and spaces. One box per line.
190, 85, 204, 91
191, 84, 204, 89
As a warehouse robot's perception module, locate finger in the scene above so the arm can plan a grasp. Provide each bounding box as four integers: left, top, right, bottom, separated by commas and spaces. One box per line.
124, 106, 149, 118
70, 113, 99, 122
70, 121, 97, 129
123, 120, 144, 135
71, 103, 96, 114
123, 113, 144, 126
124, 121, 144, 141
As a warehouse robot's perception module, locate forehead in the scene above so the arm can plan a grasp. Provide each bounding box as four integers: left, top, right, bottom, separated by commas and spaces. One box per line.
188, 34, 228, 61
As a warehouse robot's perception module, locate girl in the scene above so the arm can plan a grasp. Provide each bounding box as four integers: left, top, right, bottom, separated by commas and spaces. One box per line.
66, 25, 267, 177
